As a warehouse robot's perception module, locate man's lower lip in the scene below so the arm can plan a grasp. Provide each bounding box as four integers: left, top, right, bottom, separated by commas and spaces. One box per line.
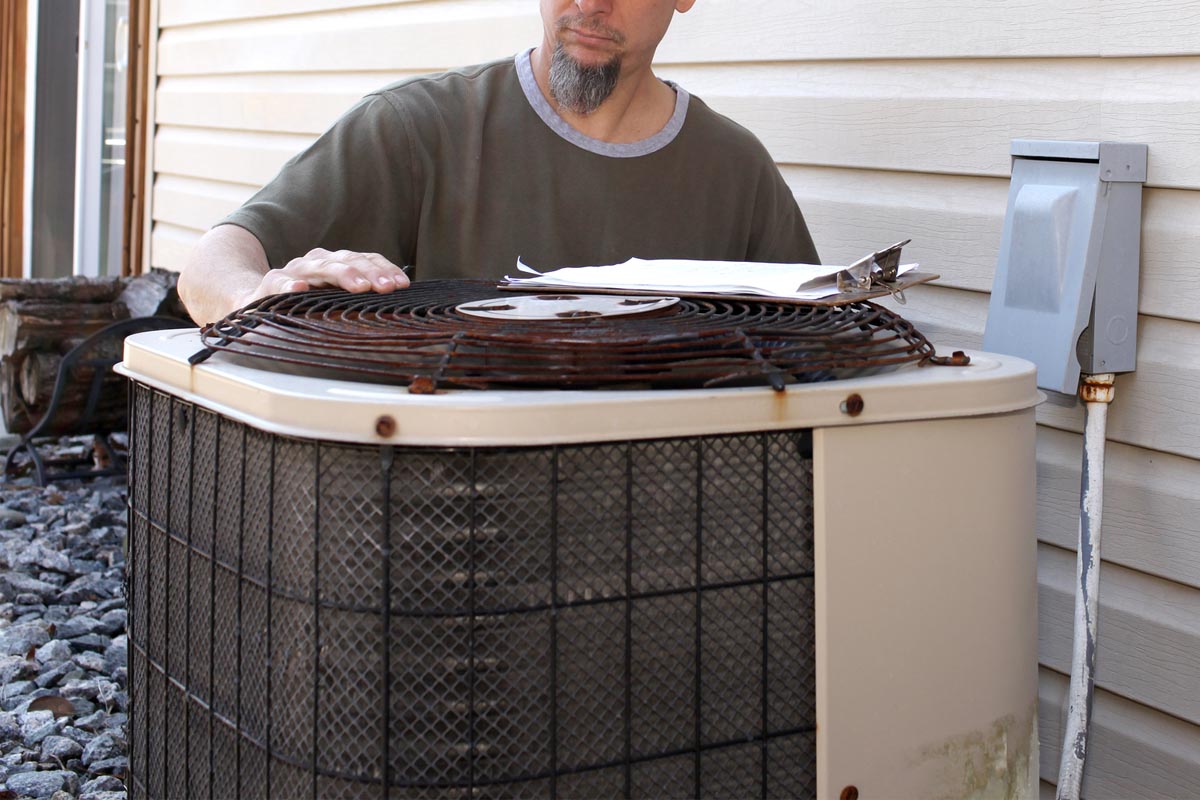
569, 29, 615, 45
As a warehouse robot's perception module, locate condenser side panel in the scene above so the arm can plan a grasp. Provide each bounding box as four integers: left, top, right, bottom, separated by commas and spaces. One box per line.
814, 409, 1038, 800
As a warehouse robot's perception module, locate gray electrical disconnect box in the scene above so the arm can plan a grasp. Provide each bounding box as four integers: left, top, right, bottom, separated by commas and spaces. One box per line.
983, 140, 1148, 395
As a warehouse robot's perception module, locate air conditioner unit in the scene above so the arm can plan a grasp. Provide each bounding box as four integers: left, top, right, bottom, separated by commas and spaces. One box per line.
119, 297, 1039, 800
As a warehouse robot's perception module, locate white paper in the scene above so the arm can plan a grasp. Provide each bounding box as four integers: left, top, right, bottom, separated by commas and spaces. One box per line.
506, 257, 917, 301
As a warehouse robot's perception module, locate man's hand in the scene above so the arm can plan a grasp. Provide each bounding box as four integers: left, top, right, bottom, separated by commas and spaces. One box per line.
178, 226, 412, 326
244, 248, 410, 306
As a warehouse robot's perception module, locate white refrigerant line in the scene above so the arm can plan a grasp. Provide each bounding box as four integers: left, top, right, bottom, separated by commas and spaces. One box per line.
1056, 372, 1116, 800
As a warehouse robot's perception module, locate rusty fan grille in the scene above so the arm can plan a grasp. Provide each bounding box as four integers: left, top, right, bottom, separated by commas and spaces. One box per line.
192, 280, 944, 392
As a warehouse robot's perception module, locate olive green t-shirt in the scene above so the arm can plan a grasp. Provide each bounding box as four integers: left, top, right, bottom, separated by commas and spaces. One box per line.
222, 50, 819, 278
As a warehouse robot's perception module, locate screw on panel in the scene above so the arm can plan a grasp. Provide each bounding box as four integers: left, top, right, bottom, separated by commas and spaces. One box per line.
840, 787, 860, 800
840, 394, 864, 416
375, 416, 396, 437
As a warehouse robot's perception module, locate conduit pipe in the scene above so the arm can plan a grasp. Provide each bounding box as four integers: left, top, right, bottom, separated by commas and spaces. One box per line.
1056, 373, 1116, 800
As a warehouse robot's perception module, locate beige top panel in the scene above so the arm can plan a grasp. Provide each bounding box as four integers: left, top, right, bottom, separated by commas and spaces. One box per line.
117, 329, 1039, 446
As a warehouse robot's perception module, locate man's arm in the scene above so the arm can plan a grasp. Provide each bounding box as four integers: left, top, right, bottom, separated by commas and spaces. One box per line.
177, 225, 409, 325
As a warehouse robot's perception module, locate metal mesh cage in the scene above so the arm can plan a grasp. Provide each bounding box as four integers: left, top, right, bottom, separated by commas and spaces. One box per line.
127, 383, 816, 799
193, 280, 943, 393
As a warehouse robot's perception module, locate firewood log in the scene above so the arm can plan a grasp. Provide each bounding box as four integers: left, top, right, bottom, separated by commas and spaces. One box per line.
0, 272, 185, 437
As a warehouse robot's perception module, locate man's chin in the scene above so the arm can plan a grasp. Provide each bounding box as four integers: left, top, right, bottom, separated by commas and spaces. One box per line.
559, 40, 621, 69
549, 40, 622, 115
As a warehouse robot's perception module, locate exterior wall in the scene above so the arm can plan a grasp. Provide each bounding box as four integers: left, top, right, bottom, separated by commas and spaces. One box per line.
148, 0, 543, 270
148, 0, 1200, 794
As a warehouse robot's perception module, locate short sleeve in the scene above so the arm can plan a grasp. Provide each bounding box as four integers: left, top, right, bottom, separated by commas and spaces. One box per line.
746, 163, 820, 265
218, 93, 418, 269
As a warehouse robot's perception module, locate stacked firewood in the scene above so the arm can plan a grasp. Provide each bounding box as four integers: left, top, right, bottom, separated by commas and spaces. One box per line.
0, 272, 189, 436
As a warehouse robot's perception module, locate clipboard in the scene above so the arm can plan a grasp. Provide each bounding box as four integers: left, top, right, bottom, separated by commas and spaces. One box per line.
498, 240, 935, 306
498, 271, 939, 307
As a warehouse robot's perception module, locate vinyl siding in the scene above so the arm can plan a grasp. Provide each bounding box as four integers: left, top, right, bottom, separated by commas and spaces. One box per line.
147, 0, 1200, 793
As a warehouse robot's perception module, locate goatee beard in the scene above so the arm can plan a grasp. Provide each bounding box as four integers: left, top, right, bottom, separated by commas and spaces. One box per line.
548, 41, 621, 116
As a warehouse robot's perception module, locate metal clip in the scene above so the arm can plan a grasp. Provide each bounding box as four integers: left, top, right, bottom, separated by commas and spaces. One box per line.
872, 239, 910, 282
836, 239, 912, 301
836, 254, 876, 293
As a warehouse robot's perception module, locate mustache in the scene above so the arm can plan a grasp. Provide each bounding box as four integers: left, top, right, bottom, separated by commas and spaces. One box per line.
556, 14, 626, 45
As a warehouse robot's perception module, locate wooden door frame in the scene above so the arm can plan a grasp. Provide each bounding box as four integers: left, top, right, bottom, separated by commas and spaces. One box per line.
1, 0, 27, 279
3, 0, 150, 279
122, 0, 151, 277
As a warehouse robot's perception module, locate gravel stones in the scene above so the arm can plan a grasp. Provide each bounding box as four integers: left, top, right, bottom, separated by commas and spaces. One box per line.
101, 638, 125, 674
0, 621, 51, 655
39, 735, 83, 762
0, 574, 60, 604
95, 611, 125, 637
33, 661, 75, 689
73, 652, 106, 674
20, 713, 61, 749
80, 734, 121, 768
1, 680, 36, 707
86, 757, 127, 779
66, 633, 109, 654
79, 775, 123, 794
49, 615, 103, 641
9, 543, 72, 574
4, 769, 77, 798
1, 444, 128, 800
0, 655, 36, 683
56, 573, 121, 606
33, 640, 73, 665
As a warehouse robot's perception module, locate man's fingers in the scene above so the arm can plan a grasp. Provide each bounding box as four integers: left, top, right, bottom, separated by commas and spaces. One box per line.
332, 251, 409, 291
325, 251, 372, 290
328, 251, 408, 287
361, 252, 410, 289
278, 256, 369, 291
314, 258, 373, 291
274, 250, 411, 296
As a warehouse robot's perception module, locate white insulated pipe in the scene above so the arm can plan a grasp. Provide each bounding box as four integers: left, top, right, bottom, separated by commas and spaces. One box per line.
1056, 373, 1116, 800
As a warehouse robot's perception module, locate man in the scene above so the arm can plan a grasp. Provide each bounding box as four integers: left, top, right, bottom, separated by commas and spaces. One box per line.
178, 0, 819, 325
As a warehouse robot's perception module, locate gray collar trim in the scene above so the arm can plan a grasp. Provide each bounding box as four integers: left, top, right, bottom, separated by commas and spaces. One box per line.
515, 48, 688, 158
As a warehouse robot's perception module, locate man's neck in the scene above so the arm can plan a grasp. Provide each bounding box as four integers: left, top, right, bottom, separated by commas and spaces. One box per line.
529, 43, 678, 144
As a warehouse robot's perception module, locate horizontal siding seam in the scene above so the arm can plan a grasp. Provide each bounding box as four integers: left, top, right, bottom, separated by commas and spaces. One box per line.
1037, 660, 1200, 733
